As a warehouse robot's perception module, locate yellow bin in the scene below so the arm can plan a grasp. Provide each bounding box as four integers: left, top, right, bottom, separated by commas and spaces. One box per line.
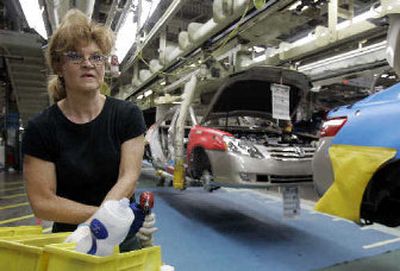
44, 243, 162, 271
0, 232, 70, 271
0, 230, 162, 271
0, 225, 43, 237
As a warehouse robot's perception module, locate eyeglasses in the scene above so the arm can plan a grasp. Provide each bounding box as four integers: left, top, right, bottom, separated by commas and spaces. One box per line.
63, 51, 108, 66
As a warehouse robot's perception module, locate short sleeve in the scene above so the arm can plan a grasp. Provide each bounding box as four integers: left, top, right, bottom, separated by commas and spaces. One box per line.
119, 103, 146, 143
22, 120, 56, 162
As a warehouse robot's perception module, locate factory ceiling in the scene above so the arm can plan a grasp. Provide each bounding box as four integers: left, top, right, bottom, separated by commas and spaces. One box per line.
0, 0, 399, 118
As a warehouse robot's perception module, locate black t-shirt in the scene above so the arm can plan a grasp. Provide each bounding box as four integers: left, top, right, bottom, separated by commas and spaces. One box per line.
22, 96, 145, 232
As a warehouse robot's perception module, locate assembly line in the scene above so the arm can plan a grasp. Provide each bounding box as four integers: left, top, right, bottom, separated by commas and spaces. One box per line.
2, 164, 400, 270
2, 0, 400, 270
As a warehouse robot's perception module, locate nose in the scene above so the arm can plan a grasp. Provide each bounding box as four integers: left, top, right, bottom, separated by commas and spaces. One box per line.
81, 58, 95, 67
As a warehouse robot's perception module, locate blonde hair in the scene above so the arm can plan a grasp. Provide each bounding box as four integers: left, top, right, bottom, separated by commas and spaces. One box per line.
46, 9, 114, 102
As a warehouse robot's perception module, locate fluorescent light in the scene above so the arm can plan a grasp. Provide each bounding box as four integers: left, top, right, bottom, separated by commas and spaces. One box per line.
299, 41, 387, 72
144, 89, 153, 97
249, 4, 383, 68
139, 0, 161, 29
115, 0, 161, 61
115, 9, 137, 61
137, 94, 144, 100
253, 46, 265, 53
19, 0, 47, 39
288, 1, 301, 11
288, 1, 309, 12
336, 8, 379, 31
311, 86, 321, 92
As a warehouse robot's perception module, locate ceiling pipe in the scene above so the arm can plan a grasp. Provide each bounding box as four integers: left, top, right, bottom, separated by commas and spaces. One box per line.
114, 0, 134, 33
44, 0, 70, 32
105, 0, 121, 28
75, 0, 96, 18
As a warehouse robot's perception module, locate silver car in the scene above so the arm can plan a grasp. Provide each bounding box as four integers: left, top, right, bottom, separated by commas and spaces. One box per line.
147, 66, 316, 189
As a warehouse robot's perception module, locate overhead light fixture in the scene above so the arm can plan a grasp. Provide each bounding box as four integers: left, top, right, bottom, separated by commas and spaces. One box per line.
137, 94, 144, 100
288, 0, 310, 12
248, 3, 384, 67
115, 8, 137, 61
139, 0, 161, 29
288, 1, 301, 11
144, 89, 153, 97
336, 6, 382, 31
311, 86, 321, 92
114, 0, 161, 62
18, 0, 47, 39
253, 46, 265, 53
299, 41, 387, 72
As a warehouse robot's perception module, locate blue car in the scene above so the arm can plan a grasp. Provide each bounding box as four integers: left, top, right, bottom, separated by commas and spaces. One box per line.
313, 82, 400, 227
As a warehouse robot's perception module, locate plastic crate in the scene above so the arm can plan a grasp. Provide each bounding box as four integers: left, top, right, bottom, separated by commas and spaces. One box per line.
0, 225, 43, 237
0, 232, 70, 271
0, 231, 162, 271
44, 243, 162, 271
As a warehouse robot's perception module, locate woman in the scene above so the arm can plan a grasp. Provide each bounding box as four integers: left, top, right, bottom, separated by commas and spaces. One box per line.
22, 9, 155, 250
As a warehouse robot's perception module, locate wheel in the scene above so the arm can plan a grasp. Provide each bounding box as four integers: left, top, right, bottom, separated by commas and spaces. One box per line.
361, 161, 400, 227
190, 148, 220, 192
200, 170, 220, 192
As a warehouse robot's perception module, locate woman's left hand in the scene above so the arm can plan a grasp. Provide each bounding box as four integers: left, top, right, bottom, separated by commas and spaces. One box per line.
136, 213, 158, 247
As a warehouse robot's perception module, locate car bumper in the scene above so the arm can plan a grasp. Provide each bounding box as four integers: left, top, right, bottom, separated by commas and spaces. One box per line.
206, 149, 313, 187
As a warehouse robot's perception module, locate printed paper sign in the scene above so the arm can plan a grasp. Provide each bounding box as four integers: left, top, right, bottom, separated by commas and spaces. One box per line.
271, 83, 290, 120
282, 186, 300, 218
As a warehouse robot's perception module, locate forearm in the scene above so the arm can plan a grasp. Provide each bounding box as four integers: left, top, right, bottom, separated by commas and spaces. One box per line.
24, 155, 98, 225
30, 194, 98, 225
104, 174, 139, 201
104, 136, 144, 201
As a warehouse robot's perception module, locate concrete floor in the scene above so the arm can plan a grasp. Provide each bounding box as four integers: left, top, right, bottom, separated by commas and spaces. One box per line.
1, 164, 400, 270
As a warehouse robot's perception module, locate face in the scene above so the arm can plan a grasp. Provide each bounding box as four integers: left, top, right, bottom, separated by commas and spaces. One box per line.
60, 42, 107, 94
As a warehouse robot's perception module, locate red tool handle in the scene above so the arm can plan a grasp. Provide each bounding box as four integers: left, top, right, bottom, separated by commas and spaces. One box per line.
139, 192, 154, 214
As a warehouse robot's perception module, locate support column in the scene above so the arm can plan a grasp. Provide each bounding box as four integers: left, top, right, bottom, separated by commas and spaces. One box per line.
328, 0, 338, 41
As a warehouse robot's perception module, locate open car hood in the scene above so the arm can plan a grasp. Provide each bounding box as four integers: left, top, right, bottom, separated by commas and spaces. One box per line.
200, 66, 311, 123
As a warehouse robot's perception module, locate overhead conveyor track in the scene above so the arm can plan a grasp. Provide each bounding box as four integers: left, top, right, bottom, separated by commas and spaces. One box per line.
114, 0, 399, 105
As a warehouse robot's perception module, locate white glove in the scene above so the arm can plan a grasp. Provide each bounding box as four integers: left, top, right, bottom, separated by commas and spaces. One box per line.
64, 224, 90, 243
136, 213, 158, 247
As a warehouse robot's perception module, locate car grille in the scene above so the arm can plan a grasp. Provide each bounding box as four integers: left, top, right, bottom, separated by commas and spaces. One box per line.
267, 146, 315, 161
257, 175, 313, 183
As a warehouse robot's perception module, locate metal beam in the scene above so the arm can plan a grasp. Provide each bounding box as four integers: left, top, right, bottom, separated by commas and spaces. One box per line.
105, 0, 121, 28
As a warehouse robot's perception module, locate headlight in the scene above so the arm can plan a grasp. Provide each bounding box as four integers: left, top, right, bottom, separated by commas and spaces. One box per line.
222, 136, 264, 159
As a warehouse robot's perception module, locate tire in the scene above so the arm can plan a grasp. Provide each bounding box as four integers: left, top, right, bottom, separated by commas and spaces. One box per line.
200, 169, 220, 192
190, 148, 220, 192
189, 148, 210, 179
361, 161, 400, 227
